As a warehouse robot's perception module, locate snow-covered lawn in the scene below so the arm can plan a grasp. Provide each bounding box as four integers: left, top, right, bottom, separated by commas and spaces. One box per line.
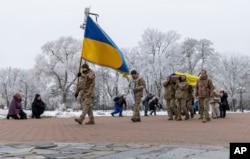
0, 109, 168, 119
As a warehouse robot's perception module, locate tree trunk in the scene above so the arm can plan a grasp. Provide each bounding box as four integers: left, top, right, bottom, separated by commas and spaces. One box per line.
62, 92, 67, 104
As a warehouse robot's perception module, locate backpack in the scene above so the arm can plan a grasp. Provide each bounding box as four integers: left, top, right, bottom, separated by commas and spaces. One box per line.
113, 96, 120, 102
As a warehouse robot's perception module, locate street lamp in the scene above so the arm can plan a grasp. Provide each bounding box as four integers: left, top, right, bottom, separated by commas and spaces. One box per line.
236, 86, 246, 113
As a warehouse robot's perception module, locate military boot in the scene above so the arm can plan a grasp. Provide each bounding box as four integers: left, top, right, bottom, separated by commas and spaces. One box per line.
185, 114, 190, 120
85, 119, 95, 125
202, 118, 207, 123
75, 117, 83, 125
176, 115, 182, 121
168, 116, 173, 120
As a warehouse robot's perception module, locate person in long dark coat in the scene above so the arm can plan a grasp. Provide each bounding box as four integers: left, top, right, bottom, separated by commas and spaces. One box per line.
220, 89, 229, 118
7, 93, 27, 120
32, 94, 46, 119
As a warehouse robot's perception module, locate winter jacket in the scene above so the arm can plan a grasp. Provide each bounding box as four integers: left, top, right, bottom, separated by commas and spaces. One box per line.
163, 80, 175, 100
175, 80, 189, 99
149, 98, 159, 110
195, 75, 214, 98
32, 99, 46, 114
76, 69, 95, 98
116, 97, 127, 108
210, 88, 220, 104
220, 92, 229, 110
129, 76, 146, 97
142, 94, 154, 106
187, 86, 194, 100
8, 96, 22, 115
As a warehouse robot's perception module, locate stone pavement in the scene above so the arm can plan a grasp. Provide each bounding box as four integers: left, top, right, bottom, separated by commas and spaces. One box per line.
0, 113, 249, 158
0, 143, 228, 159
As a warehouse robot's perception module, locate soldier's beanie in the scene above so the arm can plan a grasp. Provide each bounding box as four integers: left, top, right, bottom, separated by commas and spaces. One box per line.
81, 63, 89, 69
131, 70, 137, 75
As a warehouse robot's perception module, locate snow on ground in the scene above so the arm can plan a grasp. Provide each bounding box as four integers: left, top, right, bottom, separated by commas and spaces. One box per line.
0, 109, 167, 119
0, 108, 249, 119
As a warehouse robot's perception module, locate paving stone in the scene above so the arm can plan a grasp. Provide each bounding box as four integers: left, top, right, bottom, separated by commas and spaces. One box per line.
188, 149, 229, 159
24, 155, 47, 159
34, 143, 57, 149
31, 149, 59, 155
91, 146, 113, 151
158, 147, 206, 158
97, 149, 149, 159
83, 150, 116, 159
0, 145, 17, 153
125, 144, 146, 149
112, 147, 130, 152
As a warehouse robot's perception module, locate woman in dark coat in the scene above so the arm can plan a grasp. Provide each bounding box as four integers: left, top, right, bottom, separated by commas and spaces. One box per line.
32, 94, 46, 119
220, 89, 229, 118
7, 93, 27, 120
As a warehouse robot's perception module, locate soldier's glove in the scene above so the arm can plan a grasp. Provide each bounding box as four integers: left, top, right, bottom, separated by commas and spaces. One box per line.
77, 72, 82, 77
75, 93, 79, 99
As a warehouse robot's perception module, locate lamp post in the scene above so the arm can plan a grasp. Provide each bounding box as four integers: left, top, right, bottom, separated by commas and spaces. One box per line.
236, 86, 246, 113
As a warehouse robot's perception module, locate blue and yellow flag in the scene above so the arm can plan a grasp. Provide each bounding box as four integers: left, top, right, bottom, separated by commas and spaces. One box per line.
174, 71, 199, 86
82, 16, 129, 77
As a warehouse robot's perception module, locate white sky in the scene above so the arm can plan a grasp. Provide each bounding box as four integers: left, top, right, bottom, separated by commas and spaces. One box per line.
0, 0, 250, 69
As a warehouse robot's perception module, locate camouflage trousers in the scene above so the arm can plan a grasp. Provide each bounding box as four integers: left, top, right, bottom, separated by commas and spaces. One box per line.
186, 99, 193, 114
165, 98, 176, 118
132, 94, 142, 121
198, 97, 210, 120
175, 98, 187, 117
80, 97, 94, 121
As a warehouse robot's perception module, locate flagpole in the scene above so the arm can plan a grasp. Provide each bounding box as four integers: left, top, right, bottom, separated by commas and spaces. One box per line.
77, 8, 99, 85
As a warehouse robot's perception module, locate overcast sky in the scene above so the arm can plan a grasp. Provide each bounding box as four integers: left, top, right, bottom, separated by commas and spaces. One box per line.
1, 0, 249, 69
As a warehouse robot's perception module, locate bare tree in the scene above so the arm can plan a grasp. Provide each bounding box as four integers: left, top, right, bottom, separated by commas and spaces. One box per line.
219, 55, 250, 111
181, 38, 200, 74
35, 37, 81, 104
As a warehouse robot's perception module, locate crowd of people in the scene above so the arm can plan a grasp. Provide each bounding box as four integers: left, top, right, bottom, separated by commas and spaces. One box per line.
6, 64, 229, 125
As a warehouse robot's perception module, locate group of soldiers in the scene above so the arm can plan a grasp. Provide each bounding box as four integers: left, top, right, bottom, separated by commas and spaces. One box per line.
163, 70, 214, 123
74, 63, 214, 125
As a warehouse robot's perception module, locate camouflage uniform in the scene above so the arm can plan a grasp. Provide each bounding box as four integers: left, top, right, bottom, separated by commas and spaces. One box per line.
195, 74, 213, 123
175, 80, 189, 121
186, 86, 194, 118
75, 69, 95, 124
163, 80, 177, 120
130, 76, 146, 122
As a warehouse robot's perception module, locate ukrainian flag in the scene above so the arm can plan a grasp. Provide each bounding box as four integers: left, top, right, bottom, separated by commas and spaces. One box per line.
82, 16, 129, 77
174, 71, 199, 86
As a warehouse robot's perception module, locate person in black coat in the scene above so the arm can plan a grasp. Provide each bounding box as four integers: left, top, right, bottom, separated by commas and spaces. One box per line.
220, 89, 229, 118
32, 94, 46, 119
149, 97, 160, 116
142, 93, 155, 116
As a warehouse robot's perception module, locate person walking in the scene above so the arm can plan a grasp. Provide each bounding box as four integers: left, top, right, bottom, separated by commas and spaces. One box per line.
195, 70, 214, 123
7, 93, 27, 120
32, 94, 46, 119
175, 76, 189, 121
129, 70, 146, 122
75, 64, 96, 125
163, 76, 177, 120
142, 93, 154, 116
111, 95, 127, 117
149, 96, 160, 116
210, 88, 220, 119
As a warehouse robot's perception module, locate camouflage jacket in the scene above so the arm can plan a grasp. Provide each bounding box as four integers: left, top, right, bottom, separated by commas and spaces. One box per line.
162, 80, 175, 99
175, 81, 189, 99
195, 76, 213, 98
76, 69, 95, 98
129, 76, 146, 97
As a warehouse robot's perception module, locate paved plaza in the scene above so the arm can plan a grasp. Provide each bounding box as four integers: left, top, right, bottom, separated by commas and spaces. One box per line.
0, 113, 249, 158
